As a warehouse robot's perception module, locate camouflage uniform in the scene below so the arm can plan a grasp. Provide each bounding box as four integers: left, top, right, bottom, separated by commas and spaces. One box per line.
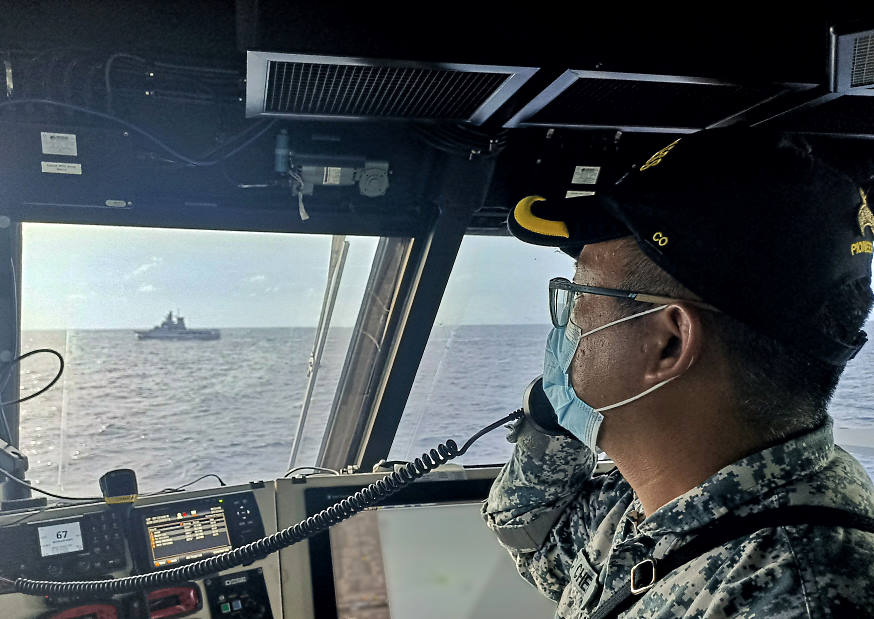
482, 416, 874, 618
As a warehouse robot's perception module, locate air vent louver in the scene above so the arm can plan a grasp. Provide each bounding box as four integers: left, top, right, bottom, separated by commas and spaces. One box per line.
851, 33, 874, 88
831, 25, 874, 94
247, 53, 537, 124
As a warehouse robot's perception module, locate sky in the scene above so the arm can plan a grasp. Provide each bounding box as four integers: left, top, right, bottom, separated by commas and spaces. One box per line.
21, 223, 575, 330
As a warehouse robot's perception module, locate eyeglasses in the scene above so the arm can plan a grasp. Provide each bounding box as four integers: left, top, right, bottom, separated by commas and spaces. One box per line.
548, 277, 719, 328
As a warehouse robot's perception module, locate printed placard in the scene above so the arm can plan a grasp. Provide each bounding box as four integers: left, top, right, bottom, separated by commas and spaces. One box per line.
571, 166, 600, 185
41, 162, 83, 175
40, 132, 78, 157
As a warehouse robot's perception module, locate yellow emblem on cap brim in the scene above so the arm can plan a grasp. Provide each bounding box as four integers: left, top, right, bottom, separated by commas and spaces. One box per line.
859, 188, 874, 237
513, 196, 569, 238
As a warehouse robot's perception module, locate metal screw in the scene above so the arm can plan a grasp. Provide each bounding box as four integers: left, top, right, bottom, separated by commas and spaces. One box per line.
122, 131, 129, 137
144, 90, 152, 96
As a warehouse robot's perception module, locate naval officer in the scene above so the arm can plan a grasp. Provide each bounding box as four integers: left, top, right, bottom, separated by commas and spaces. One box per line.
483, 128, 874, 617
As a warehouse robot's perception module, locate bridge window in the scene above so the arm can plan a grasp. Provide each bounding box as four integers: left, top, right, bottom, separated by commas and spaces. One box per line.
389, 235, 573, 466
19, 223, 379, 496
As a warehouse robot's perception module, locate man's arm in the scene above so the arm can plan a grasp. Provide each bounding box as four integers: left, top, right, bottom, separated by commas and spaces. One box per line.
482, 418, 630, 601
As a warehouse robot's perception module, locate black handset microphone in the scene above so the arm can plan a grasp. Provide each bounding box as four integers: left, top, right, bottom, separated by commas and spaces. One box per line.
523, 375, 577, 439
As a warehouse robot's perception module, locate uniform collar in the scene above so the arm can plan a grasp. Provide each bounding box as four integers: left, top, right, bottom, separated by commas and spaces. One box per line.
638, 417, 835, 537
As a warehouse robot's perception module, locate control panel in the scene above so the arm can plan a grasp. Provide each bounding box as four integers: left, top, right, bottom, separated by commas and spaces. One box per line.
132, 493, 265, 572
204, 568, 273, 618
0, 508, 127, 592
0, 483, 281, 619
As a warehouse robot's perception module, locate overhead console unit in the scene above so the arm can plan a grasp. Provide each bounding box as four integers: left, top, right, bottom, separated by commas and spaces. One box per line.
245, 52, 538, 124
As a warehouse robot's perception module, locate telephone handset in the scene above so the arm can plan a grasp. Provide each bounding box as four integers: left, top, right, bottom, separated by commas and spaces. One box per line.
9, 378, 561, 597
522, 375, 577, 439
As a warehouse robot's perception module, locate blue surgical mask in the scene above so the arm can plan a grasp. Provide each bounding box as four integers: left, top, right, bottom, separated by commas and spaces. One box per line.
542, 305, 677, 453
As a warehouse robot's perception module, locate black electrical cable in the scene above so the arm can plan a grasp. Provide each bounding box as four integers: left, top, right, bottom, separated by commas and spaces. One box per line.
0, 349, 64, 406
0, 504, 52, 528
151, 473, 227, 494
0, 469, 101, 502
12, 408, 525, 597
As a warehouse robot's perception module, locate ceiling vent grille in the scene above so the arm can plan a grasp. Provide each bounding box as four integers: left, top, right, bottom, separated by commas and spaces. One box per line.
246, 52, 537, 124
505, 71, 798, 132
831, 25, 874, 94
851, 33, 874, 88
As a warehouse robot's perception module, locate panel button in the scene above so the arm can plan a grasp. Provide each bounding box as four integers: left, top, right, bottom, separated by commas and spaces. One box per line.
231, 600, 242, 611
220, 602, 231, 614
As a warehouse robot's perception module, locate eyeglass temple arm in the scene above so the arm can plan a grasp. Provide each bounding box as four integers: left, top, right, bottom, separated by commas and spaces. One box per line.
633, 293, 720, 312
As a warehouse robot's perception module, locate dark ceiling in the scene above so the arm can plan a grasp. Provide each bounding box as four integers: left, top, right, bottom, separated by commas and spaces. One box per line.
0, 2, 871, 233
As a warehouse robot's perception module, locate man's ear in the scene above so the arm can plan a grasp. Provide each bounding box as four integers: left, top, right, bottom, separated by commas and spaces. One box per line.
643, 304, 703, 383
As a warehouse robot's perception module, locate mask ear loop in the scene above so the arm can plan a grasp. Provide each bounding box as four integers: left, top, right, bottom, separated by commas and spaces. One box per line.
594, 376, 678, 412
572, 304, 676, 413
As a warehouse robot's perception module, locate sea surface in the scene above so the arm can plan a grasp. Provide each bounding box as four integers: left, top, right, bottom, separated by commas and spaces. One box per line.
11, 323, 874, 498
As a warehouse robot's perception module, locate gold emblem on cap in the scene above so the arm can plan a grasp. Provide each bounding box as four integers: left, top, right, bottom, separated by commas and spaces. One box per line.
851, 188, 874, 256
513, 196, 570, 238
640, 139, 681, 172
859, 189, 874, 237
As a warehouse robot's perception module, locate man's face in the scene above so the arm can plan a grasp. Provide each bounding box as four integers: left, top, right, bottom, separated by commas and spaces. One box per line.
567, 239, 650, 411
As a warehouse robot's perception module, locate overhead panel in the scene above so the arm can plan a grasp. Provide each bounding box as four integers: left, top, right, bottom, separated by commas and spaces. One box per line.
246, 52, 538, 124
769, 95, 874, 138
505, 70, 806, 132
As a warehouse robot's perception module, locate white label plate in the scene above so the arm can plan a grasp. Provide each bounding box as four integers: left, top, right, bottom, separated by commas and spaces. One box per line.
40, 132, 78, 157
571, 166, 600, 185
41, 162, 83, 175
565, 190, 596, 198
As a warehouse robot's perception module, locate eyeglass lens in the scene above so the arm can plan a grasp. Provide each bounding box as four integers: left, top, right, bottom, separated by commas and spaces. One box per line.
550, 287, 575, 327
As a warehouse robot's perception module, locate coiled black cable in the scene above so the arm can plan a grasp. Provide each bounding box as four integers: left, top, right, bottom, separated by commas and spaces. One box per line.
10, 408, 525, 597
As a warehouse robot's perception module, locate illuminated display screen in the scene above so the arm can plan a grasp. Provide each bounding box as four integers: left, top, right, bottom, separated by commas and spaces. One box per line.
145, 503, 232, 568
38, 521, 84, 558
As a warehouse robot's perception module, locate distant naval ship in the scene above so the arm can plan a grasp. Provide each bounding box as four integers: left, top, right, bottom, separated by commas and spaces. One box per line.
135, 311, 220, 341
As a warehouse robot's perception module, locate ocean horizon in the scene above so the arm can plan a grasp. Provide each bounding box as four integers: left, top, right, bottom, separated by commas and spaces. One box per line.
10, 323, 874, 498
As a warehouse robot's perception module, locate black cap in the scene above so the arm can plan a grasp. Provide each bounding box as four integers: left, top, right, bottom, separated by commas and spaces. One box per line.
509, 127, 874, 365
